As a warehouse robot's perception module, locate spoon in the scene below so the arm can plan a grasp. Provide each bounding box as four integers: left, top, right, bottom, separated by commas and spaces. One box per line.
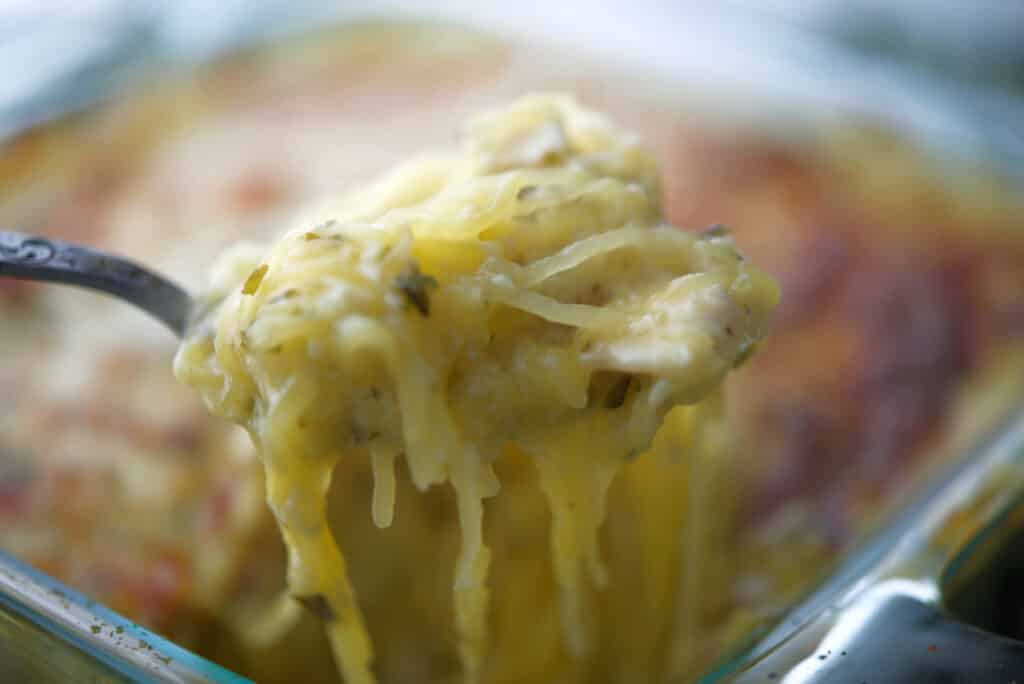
1, 225, 738, 336
0, 230, 192, 336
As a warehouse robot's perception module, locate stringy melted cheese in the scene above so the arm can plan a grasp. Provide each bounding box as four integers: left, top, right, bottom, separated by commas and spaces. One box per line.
174, 94, 778, 684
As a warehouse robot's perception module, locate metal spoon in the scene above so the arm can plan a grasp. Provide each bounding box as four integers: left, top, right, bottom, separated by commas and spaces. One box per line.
0, 230, 192, 336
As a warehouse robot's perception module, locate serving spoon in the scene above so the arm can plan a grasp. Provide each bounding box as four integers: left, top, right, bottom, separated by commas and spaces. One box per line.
0, 229, 193, 336
0, 223, 741, 335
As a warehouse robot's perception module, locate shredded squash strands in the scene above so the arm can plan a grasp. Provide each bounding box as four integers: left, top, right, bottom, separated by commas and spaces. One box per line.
532, 425, 621, 657
668, 389, 727, 676
518, 224, 694, 287
175, 94, 778, 684
369, 445, 398, 529
450, 449, 497, 682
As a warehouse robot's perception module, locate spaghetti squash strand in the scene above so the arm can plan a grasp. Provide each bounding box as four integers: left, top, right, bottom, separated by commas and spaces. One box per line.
450, 449, 499, 683
265, 463, 375, 684
370, 445, 399, 529
173, 93, 779, 684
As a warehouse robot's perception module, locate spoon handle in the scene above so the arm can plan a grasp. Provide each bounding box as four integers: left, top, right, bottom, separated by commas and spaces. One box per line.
0, 230, 191, 337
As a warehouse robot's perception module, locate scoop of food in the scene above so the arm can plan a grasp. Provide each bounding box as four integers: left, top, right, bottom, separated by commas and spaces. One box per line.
174, 94, 778, 684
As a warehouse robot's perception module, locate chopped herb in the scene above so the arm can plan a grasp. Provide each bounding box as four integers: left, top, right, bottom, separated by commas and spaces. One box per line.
90, 625, 101, 635
242, 264, 268, 295
115, 626, 124, 635
395, 262, 438, 316
516, 185, 539, 200
605, 374, 632, 409
700, 223, 729, 238
294, 593, 336, 621
272, 286, 299, 305
352, 424, 382, 445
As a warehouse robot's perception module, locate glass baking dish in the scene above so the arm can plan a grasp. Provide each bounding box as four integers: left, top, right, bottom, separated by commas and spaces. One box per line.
1, 4, 1022, 683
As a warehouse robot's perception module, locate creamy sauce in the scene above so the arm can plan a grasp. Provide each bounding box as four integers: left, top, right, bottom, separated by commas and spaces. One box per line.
174, 94, 778, 683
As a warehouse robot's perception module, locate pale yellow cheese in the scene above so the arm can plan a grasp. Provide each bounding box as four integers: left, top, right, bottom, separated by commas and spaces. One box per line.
174, 93, 778, 684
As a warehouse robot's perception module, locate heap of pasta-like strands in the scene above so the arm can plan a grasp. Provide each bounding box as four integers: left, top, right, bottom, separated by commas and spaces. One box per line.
174, 94, 778, 684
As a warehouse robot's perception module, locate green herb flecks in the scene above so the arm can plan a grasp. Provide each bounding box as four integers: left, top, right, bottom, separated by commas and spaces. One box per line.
700, 223, 729, 238
294, 593, 337, 622
395, 262, 438, 316
242, 264, 268, 295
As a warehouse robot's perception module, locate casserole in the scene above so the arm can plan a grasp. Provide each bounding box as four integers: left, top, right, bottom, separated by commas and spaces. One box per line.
0, 6, 1022, 682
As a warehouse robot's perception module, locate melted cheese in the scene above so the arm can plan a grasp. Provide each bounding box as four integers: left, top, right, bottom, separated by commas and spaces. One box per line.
174, 94, 778, 683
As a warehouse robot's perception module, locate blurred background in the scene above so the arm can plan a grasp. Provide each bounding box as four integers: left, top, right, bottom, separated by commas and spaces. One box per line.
1, 0, 1023, 165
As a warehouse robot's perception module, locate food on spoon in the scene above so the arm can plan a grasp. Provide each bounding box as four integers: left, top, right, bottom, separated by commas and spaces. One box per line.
175, 94, 778, 683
